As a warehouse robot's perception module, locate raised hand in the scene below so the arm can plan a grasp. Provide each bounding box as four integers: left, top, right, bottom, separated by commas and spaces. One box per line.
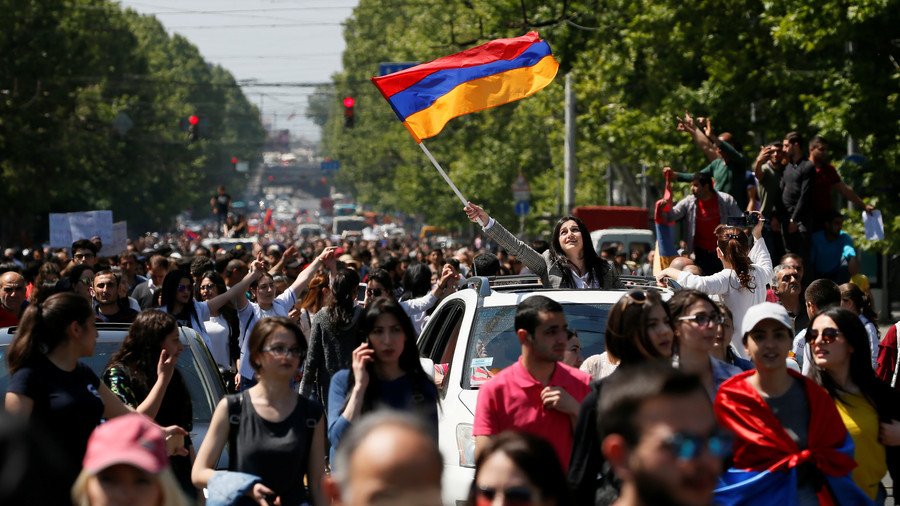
464, 202, 489, 225
156, 348, 177, 381
350, 342, 374, 391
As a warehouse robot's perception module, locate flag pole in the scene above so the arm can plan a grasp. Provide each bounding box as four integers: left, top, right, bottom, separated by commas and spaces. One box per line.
417, 142, 486, 226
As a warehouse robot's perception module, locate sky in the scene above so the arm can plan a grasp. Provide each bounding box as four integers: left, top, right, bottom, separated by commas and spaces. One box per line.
118, 0, 358, 142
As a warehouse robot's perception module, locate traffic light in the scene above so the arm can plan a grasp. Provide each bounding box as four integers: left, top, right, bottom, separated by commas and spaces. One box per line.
343, 96, 355, 128
230, 156, 238, 170
187, 114, 200, 142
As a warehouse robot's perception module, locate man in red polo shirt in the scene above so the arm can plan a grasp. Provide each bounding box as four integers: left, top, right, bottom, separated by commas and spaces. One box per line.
473, 295, 591, 471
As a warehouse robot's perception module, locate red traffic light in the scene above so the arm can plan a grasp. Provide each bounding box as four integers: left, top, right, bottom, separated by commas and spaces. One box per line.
343, 97, 355, 108
188, 114, 200, 126
230, 156, 238, 164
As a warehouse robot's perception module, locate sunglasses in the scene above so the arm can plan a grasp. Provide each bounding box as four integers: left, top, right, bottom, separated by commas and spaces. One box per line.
806, 327, 841, 344
677, 313, 725, 328
623, 290, 648, 304
663, 432, 731, 461
475, 486, 534, 505
176, 284, 191, 293
366, 288, 384, 297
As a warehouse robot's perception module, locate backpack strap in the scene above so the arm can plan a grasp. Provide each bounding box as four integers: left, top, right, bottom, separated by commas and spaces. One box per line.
226, 393, 243, 471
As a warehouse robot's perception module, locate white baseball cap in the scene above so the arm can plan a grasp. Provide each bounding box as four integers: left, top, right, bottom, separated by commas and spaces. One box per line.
740, 302, 793, 338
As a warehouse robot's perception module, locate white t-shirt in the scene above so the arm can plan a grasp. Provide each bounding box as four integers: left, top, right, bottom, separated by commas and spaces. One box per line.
203, 315, 231, 368
236, 290, 297, 379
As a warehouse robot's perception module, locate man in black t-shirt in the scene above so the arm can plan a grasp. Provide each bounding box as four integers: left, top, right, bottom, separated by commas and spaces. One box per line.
779, 132, 815, 263
210, 185, 232, 227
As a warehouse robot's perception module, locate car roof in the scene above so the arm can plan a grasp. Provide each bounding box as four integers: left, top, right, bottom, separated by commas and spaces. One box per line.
476, 288, 659, 307
0, 323, 200, 345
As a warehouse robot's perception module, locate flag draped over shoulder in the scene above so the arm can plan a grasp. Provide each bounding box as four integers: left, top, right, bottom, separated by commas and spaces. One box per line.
371, 32, 559, 143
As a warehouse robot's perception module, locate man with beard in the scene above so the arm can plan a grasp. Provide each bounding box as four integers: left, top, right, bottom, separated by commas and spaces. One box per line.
473, 296, 592, 472
91, 271, 138, 323
599, 363, 722, 506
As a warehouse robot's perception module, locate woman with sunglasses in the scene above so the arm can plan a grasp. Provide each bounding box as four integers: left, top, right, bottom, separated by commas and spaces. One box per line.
197, 271, 241, 380
808, 307, 900, 504
464, 203, 621, 289
657, 217, 771, 359
713, 302, 869, 505
839, 282, 880, 369
193, 317, 325, 505
569, 289, 675, 503
668, 289, 742, 399
470, 431, 570, 506
326, 298, 438, 465
159, 260, 263, 370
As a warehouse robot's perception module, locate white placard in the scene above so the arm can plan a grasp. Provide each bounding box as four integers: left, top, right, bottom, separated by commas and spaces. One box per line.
48, 210, 115, 251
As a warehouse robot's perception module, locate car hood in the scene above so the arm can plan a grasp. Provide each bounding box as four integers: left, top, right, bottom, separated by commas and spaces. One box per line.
458, 389, 479, 417
191, 422, 229, 470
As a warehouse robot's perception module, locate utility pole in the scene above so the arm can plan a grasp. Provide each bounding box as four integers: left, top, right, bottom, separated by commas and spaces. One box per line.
564, 74, 576, 214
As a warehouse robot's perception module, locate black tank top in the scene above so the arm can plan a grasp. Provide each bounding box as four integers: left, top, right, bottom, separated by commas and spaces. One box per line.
234, 391, 323, 505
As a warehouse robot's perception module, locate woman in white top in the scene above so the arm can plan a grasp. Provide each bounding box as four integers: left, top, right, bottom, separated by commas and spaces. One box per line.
657, 215, 771, 359
197, 271, 241, 373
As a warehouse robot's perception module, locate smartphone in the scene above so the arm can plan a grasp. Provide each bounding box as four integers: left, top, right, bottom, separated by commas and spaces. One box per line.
357, 282, 366, 302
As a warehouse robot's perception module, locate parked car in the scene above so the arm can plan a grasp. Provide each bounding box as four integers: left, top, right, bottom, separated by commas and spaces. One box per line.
416, 276, 671, 505
0, 323, 229, 469
591, 227, 655, 258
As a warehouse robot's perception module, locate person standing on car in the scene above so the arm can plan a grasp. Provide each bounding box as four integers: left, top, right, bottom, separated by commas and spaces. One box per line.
464, 203, 621, 289
473, 296, 591, 473
102, 311, 195, 497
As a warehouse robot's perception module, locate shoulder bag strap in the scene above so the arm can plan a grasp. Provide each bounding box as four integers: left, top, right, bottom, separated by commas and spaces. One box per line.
892, 322, 900, 388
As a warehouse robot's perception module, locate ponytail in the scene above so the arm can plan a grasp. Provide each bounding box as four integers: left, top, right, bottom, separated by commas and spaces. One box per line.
6, 292, 93, 374
715, 226, 755, 292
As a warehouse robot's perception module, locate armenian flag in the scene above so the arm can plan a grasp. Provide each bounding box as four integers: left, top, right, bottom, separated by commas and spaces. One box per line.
371, 32, 559, 143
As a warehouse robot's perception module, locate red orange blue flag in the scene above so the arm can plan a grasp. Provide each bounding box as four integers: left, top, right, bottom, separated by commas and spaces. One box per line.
371, 32, 559, 143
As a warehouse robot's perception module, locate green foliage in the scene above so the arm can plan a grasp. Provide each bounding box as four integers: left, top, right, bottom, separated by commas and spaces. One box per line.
0, 0, 264, 244
322, 0, 896, 249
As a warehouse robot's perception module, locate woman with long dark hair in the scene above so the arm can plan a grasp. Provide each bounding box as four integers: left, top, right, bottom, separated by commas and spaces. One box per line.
464, 203, 620, 289
299, 267, 363, 408
808, 307, 900, 503
839, 282, 880, 369
193, 317, 325, 505
470, 431, 571, 506
569, 289, 675, 503
4, 293, 187, 503
326, 298, 438, 464
668, 289, 741, 399
102, 310, 195, 497
159, 260, 262, 370
657, 217, 772, 359
197, 271, 241, 374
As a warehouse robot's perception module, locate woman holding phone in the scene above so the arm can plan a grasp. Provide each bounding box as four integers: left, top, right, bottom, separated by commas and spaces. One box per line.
326, 298, 438, 465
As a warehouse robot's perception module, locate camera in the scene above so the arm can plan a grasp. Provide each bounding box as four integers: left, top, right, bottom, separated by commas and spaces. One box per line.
726, 213, 760, 227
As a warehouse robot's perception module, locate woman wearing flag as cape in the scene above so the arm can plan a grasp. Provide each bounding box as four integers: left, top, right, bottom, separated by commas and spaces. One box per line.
464, 203, 620, 289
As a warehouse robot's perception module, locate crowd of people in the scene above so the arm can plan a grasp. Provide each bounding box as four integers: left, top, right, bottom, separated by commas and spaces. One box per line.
0, 120, 896, 505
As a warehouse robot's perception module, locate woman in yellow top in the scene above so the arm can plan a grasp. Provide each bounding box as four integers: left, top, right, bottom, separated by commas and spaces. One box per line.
808, 307, 900, 503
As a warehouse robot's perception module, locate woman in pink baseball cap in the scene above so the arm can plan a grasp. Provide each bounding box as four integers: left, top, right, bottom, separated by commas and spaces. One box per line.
71, 413, 189, 506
